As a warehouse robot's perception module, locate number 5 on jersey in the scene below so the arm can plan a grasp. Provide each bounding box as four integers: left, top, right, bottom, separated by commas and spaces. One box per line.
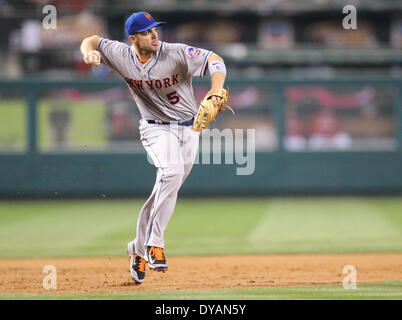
167, 91, 180, 105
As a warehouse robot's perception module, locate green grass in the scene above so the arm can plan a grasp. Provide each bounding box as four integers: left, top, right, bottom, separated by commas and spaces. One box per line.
0, 197, 401, 258
1, 197, 401, 300
1, 281, 401, 300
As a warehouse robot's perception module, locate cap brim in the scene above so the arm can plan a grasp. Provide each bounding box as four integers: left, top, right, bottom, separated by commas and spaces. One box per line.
135, 21, 166, 33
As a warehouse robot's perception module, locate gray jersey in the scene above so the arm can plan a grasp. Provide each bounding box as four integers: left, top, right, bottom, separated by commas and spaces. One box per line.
98, 39, 212, 121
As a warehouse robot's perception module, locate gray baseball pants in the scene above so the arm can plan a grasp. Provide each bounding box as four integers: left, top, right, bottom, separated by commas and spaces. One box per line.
133, 119, 200, 259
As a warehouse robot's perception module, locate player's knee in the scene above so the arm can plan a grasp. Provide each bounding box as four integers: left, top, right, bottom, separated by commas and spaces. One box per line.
162, 170, 185, 190
162, 166, 184, 178
164, 171, 184, 182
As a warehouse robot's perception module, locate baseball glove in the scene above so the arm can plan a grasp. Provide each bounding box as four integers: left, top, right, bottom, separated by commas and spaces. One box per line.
192, 88, 234, 131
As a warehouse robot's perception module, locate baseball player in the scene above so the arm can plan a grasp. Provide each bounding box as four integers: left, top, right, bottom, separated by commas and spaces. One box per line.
80, 11, 228, 285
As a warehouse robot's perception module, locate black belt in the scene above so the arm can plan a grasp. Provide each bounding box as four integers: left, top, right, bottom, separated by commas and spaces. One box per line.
146, 118, 194, 126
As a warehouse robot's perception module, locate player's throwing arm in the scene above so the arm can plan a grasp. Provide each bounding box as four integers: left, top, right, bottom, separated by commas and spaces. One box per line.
80, 35, 101, 66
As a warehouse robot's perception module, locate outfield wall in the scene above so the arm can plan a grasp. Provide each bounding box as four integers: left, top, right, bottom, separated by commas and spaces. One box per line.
0, 77, 401, 197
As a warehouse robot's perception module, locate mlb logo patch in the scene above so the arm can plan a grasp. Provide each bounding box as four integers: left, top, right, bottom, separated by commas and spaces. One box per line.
184, 46, 201, 58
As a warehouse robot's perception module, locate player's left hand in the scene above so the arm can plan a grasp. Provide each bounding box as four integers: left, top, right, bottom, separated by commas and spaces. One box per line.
192, 88, 234, 131
211, 95, 223, 108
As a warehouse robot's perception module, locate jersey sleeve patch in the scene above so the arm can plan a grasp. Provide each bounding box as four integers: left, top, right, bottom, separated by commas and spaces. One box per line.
184, 46, 201, 58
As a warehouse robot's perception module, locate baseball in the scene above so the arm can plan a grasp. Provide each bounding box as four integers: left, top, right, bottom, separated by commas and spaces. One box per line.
87, 50, 101, 66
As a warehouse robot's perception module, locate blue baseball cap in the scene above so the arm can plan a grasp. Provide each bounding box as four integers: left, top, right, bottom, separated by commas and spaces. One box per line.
125, 12, 166, 36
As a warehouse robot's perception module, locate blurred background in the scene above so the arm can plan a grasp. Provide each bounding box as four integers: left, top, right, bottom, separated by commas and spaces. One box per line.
0, 0, 401, 197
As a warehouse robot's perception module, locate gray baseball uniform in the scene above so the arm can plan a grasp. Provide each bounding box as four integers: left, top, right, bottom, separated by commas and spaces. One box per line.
98, 39, 211, 121
98, 38, 211, 259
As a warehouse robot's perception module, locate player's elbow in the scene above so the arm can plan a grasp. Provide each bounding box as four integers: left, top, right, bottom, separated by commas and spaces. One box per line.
84, 35, 100, 41
81, 35, 101, 55
81, 35, 100, 47
89, 35, 101, 42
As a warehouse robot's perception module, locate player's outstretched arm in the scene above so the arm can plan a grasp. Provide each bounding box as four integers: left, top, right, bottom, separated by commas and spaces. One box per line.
208, 53, 226, 90
80, 35, 101, 66
207, 53, 227, 106
192, 52, 232, 131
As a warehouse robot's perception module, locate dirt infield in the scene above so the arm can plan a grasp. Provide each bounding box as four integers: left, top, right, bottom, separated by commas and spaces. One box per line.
1, 253, 401, 294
